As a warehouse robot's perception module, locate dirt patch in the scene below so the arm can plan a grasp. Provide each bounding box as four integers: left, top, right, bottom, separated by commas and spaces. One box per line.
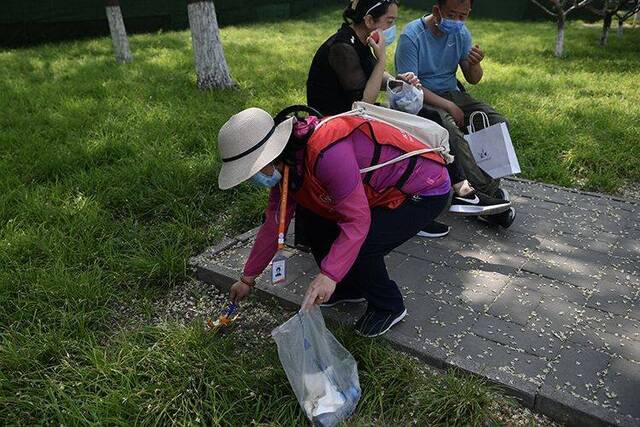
617, 181, 640, 201
111, 277, 294, 338
493, 403, 561, 427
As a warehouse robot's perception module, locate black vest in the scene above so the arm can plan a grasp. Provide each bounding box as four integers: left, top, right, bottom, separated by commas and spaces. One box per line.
306, 24, 377, 116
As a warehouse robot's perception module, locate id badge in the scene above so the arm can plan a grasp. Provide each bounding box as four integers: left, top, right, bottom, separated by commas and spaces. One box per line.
271, 253, 287, 285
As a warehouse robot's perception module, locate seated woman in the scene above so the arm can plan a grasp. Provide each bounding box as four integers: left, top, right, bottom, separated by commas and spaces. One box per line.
216, 107, 451, 337
306, 0, 408, 116
306, 0, 511, 236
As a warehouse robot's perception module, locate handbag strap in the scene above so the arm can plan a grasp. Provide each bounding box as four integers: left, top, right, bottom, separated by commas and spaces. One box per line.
469, 111, 490, 133
315, 108, 364, 130
315, 105, 445, 174
359, 146, 444, 174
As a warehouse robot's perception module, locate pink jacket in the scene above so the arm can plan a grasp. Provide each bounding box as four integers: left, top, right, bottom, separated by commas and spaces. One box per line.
243, 129, 450, 282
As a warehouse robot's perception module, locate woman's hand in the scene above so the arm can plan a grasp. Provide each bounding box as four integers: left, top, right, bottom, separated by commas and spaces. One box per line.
229, 275, 255, 304
301, 273, 337, 311
397, 72, 421, 88
367, 30, 386, 61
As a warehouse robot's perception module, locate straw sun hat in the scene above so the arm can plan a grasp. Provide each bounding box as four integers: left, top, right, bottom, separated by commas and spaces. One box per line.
217, 108, 294, 190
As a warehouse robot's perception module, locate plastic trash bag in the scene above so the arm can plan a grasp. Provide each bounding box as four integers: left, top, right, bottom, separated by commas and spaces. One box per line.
272, 307, 361, 427
387, 79, 424, 115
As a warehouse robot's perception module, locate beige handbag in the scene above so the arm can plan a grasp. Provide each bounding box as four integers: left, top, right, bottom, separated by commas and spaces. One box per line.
346, 101, 454, 164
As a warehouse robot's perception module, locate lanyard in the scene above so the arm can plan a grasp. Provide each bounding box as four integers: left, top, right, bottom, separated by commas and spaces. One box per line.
272, 164, 290, 285
277, 164, 290, 251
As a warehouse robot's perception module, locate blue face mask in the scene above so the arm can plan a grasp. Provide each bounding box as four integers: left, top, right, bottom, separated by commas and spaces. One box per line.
439, 18, 465, 35
382, 25, 396, 46
251, 167, 282, 188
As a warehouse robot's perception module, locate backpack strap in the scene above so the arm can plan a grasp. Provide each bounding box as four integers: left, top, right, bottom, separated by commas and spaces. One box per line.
359, 147, 443, 174
395, 156, 418, 190
363, 144, 382, 184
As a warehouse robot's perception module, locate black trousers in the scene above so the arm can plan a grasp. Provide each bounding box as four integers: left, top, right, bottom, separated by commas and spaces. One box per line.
298, 192, 451, 314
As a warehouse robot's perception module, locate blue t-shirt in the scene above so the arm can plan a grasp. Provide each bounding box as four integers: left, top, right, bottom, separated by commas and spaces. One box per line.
395, 17, 472, 95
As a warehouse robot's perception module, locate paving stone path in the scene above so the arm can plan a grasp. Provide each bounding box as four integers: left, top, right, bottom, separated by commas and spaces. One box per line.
193, 178, 640, 427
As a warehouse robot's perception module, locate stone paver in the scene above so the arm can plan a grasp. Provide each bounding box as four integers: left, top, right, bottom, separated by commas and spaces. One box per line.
449, 333, 549, 407
193, 178, 640, 426
541, 344, 610, 403
597, 357, 640, 425
488, 284, 542, 325
472, 313, 563, 360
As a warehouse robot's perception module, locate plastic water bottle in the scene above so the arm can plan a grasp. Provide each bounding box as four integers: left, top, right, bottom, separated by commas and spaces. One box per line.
312, 385, 361, 427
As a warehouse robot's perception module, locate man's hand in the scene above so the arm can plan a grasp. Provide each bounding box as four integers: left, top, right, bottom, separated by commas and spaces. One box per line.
447, 102, 465, 128
397, 72, 421, 88
467, 45, 484, 66
301, 273, 337, 310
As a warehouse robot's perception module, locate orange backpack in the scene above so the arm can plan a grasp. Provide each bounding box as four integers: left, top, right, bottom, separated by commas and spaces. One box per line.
292, 115, 445, 221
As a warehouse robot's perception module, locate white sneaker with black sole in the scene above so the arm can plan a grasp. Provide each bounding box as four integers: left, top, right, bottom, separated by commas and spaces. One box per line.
449, 191, 511, 216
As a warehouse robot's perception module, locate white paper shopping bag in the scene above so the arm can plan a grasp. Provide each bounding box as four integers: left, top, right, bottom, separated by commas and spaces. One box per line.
464, 111, 521, 179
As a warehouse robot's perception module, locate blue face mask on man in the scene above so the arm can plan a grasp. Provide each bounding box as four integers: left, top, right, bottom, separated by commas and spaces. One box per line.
438, 17, 465, 35
251, 167, 282, 188
382, 25, 396, 46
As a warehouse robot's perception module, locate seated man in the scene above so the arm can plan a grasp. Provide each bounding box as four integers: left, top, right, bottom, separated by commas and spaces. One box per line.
395, 0, 515, 227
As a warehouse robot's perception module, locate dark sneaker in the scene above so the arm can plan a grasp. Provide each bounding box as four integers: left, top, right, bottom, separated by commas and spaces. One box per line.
354, 307, 407, 338
479, 207, 516, 228
449, 191, 511, 216
320, 296, 367, 308
417, 221, 451, 238
494, 188, 511, 202
320, 287, 366, 307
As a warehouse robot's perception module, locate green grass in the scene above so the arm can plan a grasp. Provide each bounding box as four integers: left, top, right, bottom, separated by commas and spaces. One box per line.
457, 20, 640, 192
0, 4, 637, 425
1, 313, 503, 425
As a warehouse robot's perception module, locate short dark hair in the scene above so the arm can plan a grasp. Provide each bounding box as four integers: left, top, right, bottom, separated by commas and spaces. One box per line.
343, 0, 400, 25
436, 0, 474, 8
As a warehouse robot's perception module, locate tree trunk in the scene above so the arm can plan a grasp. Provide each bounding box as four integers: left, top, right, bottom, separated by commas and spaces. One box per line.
600, 12, 613, 46
105, 0, 132, 64
187, 0, 235, 90
617, 18, 624, 37
555, 14, 566, 57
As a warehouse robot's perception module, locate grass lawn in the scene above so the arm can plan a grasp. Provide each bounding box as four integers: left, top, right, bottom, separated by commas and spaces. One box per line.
1, 4, 637, 425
